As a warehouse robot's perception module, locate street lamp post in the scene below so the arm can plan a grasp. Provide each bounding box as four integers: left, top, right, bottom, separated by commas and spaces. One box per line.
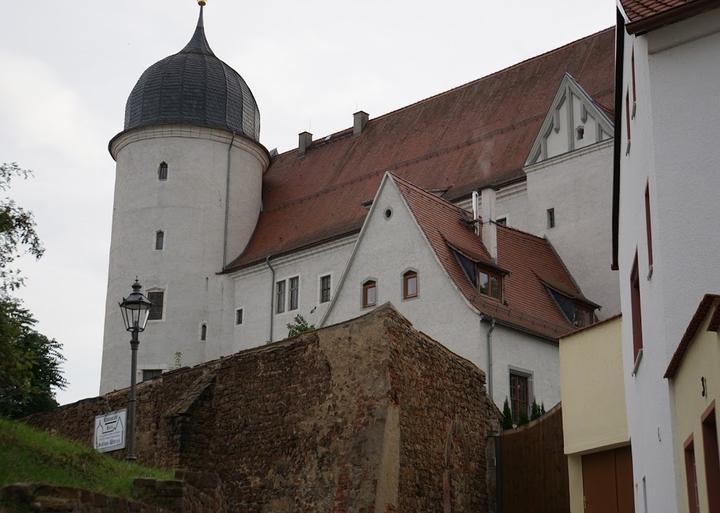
118, 279, 152, 461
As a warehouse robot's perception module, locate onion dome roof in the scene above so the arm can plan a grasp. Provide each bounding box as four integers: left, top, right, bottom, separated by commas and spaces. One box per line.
122, 7, 260, 141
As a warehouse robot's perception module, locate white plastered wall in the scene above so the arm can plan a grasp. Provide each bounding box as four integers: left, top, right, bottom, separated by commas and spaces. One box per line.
618, 10, 720, 513
230, 236, 356, 349
323, 176, 561, 408
526, 142, 620, 318
99, 126, 267, 393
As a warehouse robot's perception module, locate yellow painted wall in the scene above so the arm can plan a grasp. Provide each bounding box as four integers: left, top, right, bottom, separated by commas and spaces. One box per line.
560, 317, 629, 513
560, 317, 629, 454
670, 306, 720, 513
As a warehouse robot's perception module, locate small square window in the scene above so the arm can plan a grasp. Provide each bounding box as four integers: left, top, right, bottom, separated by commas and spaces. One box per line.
142, 369, 162, 381
320, 275, 331, 303
403, 271, 418, 299
363, 280, 377, 308
236, 308, 244, 325
547, 208, 555, 229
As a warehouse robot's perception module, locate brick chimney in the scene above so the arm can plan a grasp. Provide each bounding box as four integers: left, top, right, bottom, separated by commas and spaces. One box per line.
481, 188, 497, 260
353, 111, 369, 137
298, 131, 313, 155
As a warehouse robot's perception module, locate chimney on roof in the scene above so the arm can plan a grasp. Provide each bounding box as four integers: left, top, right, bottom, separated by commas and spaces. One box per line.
353, 111, 369, 137
298, 131, 313, 155
480, 188, 497, 260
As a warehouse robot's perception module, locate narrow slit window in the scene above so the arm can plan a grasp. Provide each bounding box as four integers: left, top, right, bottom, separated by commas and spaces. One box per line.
320, 275, 331, 303
147, 291, 164, 321
200, 323, 207, 341
630, 254, 643, 362
235, 308, 243, 325
289, 277, 299, 311
155, 230, 164, 250
626, 91, 632, 149
275, 280, 286, 314
158, 162, 168, 181
403, 270, 418, 299
685, 437, 700, 513
645, 183, 653, 268
547, 208, 555, 229
510, 372, 530, 423
363, 280, 377, 308
702, 406, 720, 513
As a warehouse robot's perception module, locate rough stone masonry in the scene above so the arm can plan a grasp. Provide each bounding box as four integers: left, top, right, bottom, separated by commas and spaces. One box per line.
27, 304, 497, 513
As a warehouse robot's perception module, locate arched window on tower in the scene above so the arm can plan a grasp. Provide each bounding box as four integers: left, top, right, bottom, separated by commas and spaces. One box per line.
155, 230, 164, 250
200, 323, 207, 341
158, 162, 168, 181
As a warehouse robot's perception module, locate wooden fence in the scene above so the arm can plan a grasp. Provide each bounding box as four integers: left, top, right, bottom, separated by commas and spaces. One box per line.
498, 404, 569, 513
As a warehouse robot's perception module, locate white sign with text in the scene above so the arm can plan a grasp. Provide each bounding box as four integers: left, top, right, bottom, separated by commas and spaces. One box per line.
94, 409, 126, 453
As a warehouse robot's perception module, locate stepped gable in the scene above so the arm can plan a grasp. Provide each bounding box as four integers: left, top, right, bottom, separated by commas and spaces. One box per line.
392, 173, 596, 339
225, 28, 615, 271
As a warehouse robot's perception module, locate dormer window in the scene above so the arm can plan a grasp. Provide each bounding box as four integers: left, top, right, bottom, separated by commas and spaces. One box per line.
158, 162, 168, 181
452, 248, 503, 301
545, 286, 593, 327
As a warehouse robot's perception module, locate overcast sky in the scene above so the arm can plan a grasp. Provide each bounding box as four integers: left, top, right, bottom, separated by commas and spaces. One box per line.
0, 1, 615, 405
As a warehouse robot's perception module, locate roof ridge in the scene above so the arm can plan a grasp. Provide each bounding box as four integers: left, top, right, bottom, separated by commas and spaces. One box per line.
271, 27, 614, 158
390, 172, 466, 213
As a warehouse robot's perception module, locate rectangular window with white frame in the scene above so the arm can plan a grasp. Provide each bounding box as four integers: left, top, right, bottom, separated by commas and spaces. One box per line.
275, 280, 286, 314
289, 276, 299, 311
320, 274, 332, 303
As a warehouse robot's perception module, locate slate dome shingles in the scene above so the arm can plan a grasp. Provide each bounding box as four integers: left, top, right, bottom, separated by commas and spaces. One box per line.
122, 7, 260, 141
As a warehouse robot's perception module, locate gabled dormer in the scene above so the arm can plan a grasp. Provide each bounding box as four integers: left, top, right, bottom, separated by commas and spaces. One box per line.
525, 73, 614, 166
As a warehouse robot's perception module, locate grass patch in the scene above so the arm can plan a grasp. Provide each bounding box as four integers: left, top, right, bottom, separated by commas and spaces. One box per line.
0, 417, 172, 498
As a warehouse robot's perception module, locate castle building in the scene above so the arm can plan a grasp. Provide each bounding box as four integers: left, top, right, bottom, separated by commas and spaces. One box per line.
100, 4, 619, 416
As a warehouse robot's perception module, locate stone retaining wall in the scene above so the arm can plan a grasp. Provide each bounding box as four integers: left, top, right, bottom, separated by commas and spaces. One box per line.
26, 305, 496, 512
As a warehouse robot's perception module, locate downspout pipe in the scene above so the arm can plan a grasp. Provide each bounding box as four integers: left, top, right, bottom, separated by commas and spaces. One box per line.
265, 255, 275, 342
222, 132, 236, 269
481, 315, 496, 401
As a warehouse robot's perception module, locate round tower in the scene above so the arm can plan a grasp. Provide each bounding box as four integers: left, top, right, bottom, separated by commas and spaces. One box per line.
100, 5, 269, 393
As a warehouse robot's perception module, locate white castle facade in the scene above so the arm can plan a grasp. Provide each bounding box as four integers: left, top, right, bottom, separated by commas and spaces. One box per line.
100, 6, 621, 417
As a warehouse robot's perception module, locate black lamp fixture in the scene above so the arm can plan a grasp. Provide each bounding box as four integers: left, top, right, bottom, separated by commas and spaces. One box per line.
118, 279, 152, 461
119, 279, 153, 333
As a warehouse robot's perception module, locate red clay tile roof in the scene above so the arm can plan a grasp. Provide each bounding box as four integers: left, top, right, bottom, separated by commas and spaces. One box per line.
621, 0, 720, 33
665, 294, 720, 378
392, 174, 594, 340
225, 28, 615, 272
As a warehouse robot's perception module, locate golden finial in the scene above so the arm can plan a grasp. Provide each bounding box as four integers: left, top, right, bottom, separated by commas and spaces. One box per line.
198, 0, 207, 6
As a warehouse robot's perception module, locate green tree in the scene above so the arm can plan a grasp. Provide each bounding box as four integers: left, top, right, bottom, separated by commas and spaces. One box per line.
0, 162, 64, 418
518, 406, 530, 427
501, 398, 513, 430
0, 162, 44, 293
286, 314, 315, 338
0, 296, 66, 418
530, 399, 542, 420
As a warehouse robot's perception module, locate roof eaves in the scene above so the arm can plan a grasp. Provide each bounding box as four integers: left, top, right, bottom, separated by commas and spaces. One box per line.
665, 294, 720, 378
625, 0, 720, 34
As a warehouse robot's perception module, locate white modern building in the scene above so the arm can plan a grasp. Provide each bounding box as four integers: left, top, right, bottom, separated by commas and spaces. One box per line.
613, 2, 720, 512
100, 4, 621, 420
